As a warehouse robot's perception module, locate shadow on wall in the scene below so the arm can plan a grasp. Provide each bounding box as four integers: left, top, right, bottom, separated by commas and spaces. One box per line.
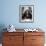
0, 24, 7, 43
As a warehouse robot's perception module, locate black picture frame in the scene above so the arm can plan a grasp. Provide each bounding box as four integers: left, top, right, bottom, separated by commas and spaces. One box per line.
19, 5, 34, 23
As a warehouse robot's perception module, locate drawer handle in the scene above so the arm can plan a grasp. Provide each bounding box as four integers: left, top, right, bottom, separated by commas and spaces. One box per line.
32, 39, 36, 40
9, 38, 13, 40
9, 38, 12, 40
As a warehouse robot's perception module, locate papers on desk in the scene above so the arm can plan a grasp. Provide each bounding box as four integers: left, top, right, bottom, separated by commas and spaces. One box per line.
7, 24, 16, 32
24, 28, 38, 32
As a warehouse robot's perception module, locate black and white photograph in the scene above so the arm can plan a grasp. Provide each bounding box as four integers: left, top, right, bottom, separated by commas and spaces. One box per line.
19, 5, 34, 23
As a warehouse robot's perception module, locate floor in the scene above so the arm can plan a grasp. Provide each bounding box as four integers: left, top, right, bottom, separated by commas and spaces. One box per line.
0, 44, 2, 46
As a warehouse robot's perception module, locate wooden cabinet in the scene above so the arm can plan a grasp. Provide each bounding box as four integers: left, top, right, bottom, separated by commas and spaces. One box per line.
24, 32, 45, 46
2, 32, 45, 46
3, 32, 24, 46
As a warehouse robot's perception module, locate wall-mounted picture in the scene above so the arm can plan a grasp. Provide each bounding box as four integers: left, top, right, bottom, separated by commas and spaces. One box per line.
19, 5, 34, 23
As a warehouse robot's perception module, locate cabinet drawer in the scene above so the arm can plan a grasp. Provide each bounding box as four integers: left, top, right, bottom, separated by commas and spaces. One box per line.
3, 32, 23, 36
32, 36, 45, 44
24, 32, 44, 36
3, 36, 23, 44
3, 36, 23, 46
3, 43, 23, 46
32, 44, 44, 46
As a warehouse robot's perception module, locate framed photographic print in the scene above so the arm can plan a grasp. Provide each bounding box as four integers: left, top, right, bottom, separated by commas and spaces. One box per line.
19, 5, 34, 23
